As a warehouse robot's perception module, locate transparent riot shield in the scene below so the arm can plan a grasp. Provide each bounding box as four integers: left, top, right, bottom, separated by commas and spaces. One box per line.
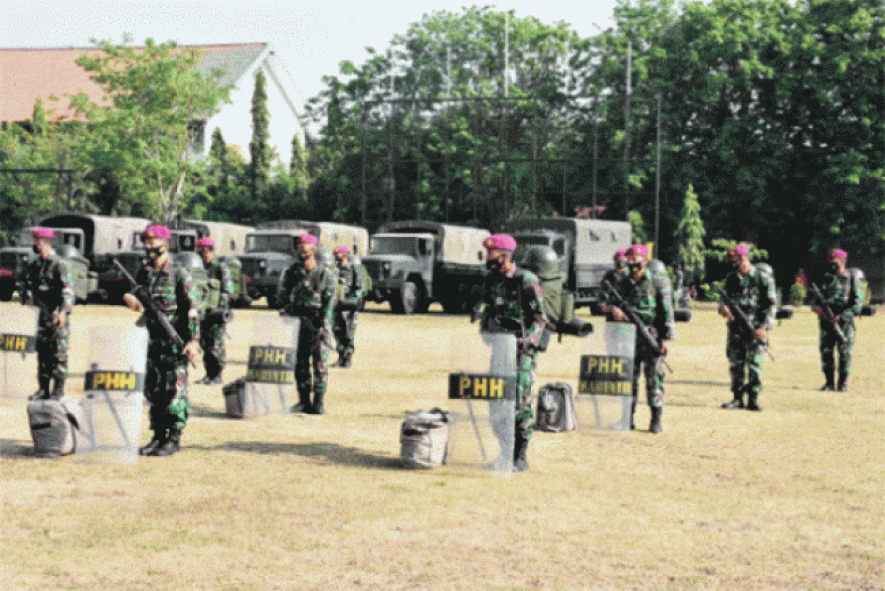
577, 322, 636, 431
0, 304, 39, 399
234, 315, 299, 418
79, 325, 149, 463
447, 331, 518, 474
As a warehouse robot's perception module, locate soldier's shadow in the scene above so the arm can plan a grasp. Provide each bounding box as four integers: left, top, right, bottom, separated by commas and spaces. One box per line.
0, 438, 37, 458
210, 440, 404, 470
188, 404, 229, 419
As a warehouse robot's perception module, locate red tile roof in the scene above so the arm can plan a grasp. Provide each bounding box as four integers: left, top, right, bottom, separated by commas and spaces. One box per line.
0, 43, 268, 122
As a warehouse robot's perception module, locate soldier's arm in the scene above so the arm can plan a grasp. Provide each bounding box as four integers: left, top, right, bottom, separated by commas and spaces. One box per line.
219, 263, 232, 309
756, 273, 777, 329
522, 274, 548, 349
322, 268, 337, 324
656, 276, 675, 341
353, 265, 368, 302
177, 268, 200, 343
277, 267, 292, 313
846, 272, 864, 317
57, 260, 75, 315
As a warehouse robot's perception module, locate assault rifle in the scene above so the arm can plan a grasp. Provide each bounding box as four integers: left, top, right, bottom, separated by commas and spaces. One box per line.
602, 280, 673, 373
718, 287, 775, 361
203, 308, 233, 325
113, 258, 195, 366
809, 283, 847, 345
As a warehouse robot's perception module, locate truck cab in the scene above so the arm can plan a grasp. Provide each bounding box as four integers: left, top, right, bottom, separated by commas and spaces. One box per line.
363, 232, 436, 314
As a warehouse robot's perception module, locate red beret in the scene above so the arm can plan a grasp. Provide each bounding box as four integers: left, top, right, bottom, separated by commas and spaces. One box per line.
615, 248, 628, 259
729, 244, 750, 257
30, 227, 55, 240
296, 233, 318, 246
483, 233, 517, 251
828, 249, 847, 261
333, 245, 350, 254
627, 244, 649, 258
141, 225, 171, 240
196, 237, 216, 248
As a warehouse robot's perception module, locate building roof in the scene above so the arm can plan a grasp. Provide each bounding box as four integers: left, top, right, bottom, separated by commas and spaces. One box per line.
0, 43, 269, 122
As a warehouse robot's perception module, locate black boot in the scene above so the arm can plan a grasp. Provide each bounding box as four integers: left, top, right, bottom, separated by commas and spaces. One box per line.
649, 407, 663, 434
50, 378, 65, 400
140, 429, 166, 456
332, 354, 344, 368
291, 388, 312, 413
341, 350, 352, 369
629, 399, 637, 430
310, 391, 325, 415
821, 369, 835, 391
513, 432, 529, 472
29, 377, 51, 401
722, 388, 744, 409
837, 371, 848, 392
154, 429, 181, 456
746, 391, 762, 411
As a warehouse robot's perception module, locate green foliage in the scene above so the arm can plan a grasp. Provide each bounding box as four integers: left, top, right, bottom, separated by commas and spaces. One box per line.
248, 70, 272, 202
628, 210, 647, 243
703, 238, 768, 264
789, 282, 807, 306
675, 184, 706, 286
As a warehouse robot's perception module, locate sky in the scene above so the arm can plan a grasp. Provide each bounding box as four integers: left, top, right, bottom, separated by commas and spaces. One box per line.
1, 0, 619, 105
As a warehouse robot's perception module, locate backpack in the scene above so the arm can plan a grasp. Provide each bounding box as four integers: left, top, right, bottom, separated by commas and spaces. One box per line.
535, 382, 577, 433
400, 408, 449, 469
27, 398, 82, 457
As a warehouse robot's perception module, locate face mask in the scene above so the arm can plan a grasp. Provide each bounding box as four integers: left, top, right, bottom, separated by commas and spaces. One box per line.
32, 245, 40, 254
146, 247, 163, 261
628, 263, 643, 274
486, 258, 502, 272
829, 263, 840, 273
298, 250, 311, 262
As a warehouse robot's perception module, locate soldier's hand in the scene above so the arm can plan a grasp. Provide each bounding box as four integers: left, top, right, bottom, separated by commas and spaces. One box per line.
610, 307, 628, 323
752, 327, 768, 342
183, 340, 200, 361
122, 293, 143, 313
53, 311, 67, 328
661, 340, 670, 356
718, 304, 733, 320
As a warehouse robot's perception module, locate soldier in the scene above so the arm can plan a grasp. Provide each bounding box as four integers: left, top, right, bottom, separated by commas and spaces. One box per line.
812, 249, 865, 391
599, 248, 628, 316
605, 244, 674, 433
195, 237, 232, 385
21, 227, 74, 400
123, 225, 199, 456
476, 233, 547, 472
278, 233, 337, 414
331, 245, 367, 368
718, 244, 777, 411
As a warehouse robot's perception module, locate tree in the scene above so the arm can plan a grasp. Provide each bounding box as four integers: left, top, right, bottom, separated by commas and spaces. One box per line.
628, 209, 647, 244
248, 70, 272, 203
71, 37, 230, 219
675, 184, 706, 286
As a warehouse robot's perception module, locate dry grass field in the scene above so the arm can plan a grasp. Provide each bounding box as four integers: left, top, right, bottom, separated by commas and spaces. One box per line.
1, 300, 883, 591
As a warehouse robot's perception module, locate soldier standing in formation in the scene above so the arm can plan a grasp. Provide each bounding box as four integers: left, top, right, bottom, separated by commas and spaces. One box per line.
812, 249, 865, 392
195, 237, 233, 385
605, 244, 674, 433
123, 225, 200, 456
718, 244, 777, 411
331, 245, 367, 368
278, 233, 337, 414
477, 233, 547, 472
22, 227, 74, 401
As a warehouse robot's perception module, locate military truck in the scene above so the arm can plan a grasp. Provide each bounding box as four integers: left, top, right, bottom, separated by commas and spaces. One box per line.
502, 217, 632, 310
362, 221, 490, 314
238, 220, 369, 308
0, 246, 31, 301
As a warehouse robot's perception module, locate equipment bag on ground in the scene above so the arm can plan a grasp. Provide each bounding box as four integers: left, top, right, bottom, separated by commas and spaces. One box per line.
400, 408, 449, 469
27, 398, 82, 457
536, 382, 578, 432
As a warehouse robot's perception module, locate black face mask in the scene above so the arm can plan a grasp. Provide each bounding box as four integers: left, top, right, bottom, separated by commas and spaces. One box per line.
298, 250, 311, 262
32, 245, 40, 254
145, 247, 164, 261
486, 258, 502, 272
829, 263, 840, 273
628, 263, 643, 274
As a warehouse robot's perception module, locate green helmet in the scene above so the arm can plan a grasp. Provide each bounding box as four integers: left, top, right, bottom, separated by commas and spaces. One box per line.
516, 245, 560, 281
647, 259, 667, 276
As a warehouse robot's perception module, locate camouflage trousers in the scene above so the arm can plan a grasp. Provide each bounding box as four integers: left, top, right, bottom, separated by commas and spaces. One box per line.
631, 345, 665, 408
145, 340, 189, 433
296, 319, 329, 400
516, 349, 537, 440
36, 320, 70, 391
819, 320, 855, 377
199, 319, 226, 379
727, 331, 766, 396
332, 309, 358, 356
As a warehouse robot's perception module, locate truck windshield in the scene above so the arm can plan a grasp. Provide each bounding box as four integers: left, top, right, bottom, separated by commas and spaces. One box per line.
246, 234, 293, 254
0, 251, 24, 269
370, 236, 419, 256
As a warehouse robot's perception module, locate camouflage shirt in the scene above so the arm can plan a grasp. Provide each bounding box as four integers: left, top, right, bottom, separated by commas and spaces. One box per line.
134, 261, 199, 343
817, 270, 864, 319
205, 258, 234, 310
722, 267, 777, 331
479, 266, 547, 349
336, 261, 367, 309
609, 270, 675, 341
23, 254, 75, 321
278, 262, 337, 324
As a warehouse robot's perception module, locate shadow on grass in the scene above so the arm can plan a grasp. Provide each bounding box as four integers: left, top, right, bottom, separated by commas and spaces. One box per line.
188, 404, 230, 420
209, 440, 404, 470
668, 379, 730, 387
0, 438, 36, 458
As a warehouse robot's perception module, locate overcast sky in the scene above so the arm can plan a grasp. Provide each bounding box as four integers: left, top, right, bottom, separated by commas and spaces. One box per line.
2, 0, 619, 104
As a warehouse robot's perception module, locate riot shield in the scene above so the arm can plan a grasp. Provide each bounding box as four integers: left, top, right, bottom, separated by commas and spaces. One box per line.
79, 325, 149, 463
0, 304, 39, 399
232, 314, 299, 418
577, 322, 636, 431
447, 330, 517, 474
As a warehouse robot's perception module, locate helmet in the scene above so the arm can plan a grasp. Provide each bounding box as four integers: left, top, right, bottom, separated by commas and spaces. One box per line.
516, 245, 560, 281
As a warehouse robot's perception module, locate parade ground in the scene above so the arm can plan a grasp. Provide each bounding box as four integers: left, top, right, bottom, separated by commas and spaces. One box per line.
1, 301, 883, 591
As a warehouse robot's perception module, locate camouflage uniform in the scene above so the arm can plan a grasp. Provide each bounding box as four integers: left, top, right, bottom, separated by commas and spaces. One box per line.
607, 270, 675, 413
722, 267, 776, 406
817, 270, 864, 389
134, 262, 198, 437
278, 261, 337, 413
22, 254, 75, 398
479, 266, 547, 443
332, 260, 367, 367
199, 259, 233, 381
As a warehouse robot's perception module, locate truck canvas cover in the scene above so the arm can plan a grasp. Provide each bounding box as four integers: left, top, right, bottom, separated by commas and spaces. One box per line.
376, 221, 488, 267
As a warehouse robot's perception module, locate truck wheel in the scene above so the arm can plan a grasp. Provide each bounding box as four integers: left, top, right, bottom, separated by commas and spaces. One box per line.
391, 281, 418, 315
415, 297, 432, 314
440, 297, 465, 314
266, 293, 278, 309
0, 285, 12, 302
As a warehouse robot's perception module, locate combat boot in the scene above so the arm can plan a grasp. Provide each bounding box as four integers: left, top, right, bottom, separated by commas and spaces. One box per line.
837, 372, 848, 392
153, 429, 181, 456
29, 378, 51, 401
139, 430, 166, 456
310, 391, 325, 415
649, 407, 663, 434
721, 390, 744, 409
291, 388, 312, 414
820, 369, 835, 391
341, 351, 353, 369
50, 379, 65, 400
629, 399, 637, 430
746, 391, 762, 411
513, 432, 529, 472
